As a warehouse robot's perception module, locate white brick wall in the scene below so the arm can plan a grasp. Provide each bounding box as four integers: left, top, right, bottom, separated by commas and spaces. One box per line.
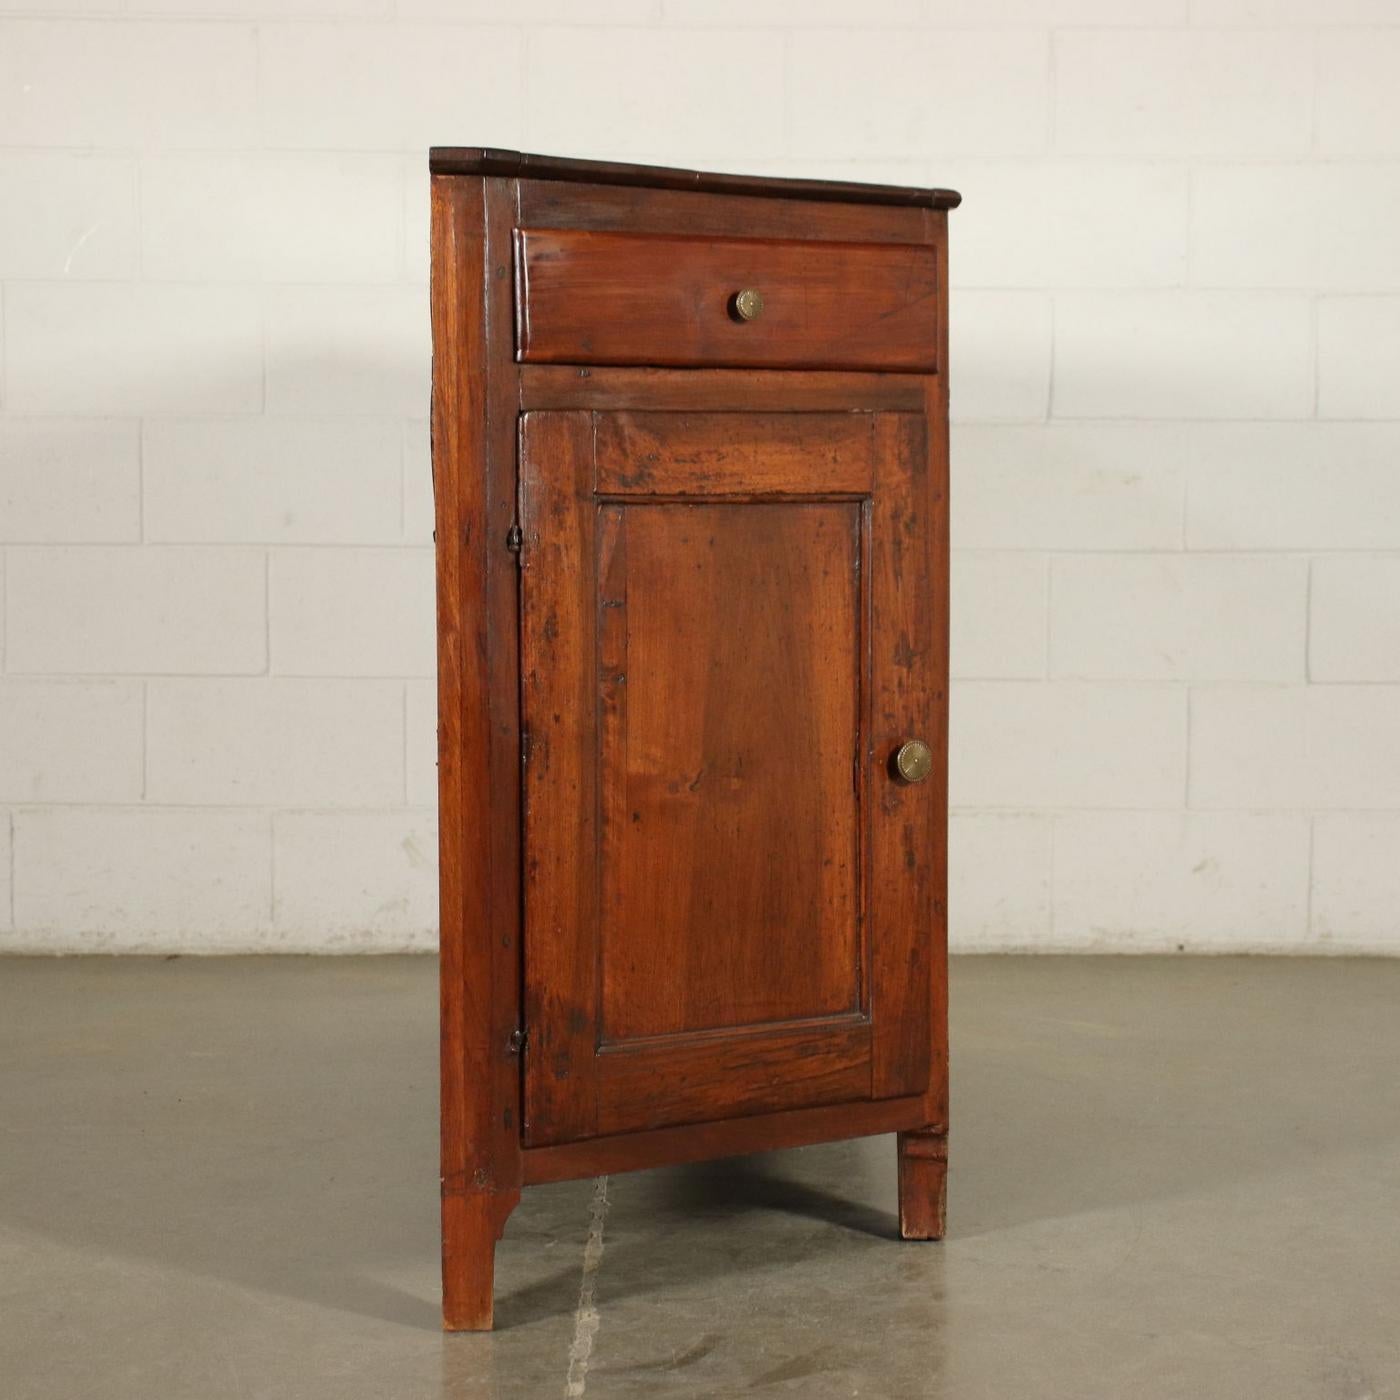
1, 0, 1398, 954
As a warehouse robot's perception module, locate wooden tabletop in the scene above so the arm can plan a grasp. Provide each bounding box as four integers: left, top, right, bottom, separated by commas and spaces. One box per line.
428, 147, 962, 210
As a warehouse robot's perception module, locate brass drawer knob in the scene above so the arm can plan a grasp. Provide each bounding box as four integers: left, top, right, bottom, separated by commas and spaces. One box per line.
731, 288, 764, 322
894, 739, 933, 784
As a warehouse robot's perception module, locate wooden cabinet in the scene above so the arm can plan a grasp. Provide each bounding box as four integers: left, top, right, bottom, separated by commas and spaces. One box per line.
430, 148, 960, 1330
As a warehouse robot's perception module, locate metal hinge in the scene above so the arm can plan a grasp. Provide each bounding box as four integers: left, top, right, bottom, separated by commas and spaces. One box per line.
505, 523, 523, 558
507, 1028, 527, 1055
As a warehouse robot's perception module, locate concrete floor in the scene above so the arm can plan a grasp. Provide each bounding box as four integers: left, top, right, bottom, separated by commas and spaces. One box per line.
1, 958, 1398, 1400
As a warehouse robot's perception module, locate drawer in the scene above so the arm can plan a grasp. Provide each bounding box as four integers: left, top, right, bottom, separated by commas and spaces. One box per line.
513, 228, 939, 373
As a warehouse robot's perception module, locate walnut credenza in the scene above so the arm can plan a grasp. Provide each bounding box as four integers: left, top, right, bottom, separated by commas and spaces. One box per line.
429, 147, 960, 1330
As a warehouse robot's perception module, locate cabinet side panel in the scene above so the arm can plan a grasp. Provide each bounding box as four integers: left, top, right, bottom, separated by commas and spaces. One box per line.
924, 208, 951, 1133
433, 172, 521, 1265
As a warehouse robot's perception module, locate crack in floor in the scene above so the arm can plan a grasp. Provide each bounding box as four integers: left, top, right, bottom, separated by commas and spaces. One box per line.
564, 1175, 610, 1398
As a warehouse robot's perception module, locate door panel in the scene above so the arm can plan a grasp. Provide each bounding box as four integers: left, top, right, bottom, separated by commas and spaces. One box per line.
520, 410, 934, 1146
600, 501, 862, 1043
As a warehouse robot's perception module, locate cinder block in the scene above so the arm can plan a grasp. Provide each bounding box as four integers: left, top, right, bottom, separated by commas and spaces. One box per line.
948, 813, 1052, 950
142, 153, 401, 283
950, 291, 1052, 422
0, 419, 140, 542
404, 0, 656, 20
951, 553, 1047, 679
1194, 0, 1400, 20
1051, 555, 1305, 682
146, 679, 403, 806
1312, 814, 1400, 947
0, 153, 137, 278
1319, 297, 1400, 420
11, 807, 270, 949
1190, 685, 1400, 810
273, 811, 438, 948
947, 161, 1188, 289
528, 27, 785, 161
0, 680, 142, 802
405, 679, 437, 808
1317, 168, 1400, 291
1189, 165, 1316, 289
5, 546, 265, 675
264, 285, 429, 417
0, 20, 257, 148
4, 284, 262, 415
1190, 165, 1400, 291
935, 0, 1184, 18
141, 0, 390, 13
143, 418, 402, 544
403, 155, 429, 284
1055, 29, 1312, 156
1309, 557, 1400, 682
952, 680, 1185, 809
1186, 424, 1400, 550
403, 420, 433, 546
0, 812, 9, 934
1053, 292, 1312, 419
260, 23, 523, 151
666, 0, 919, 21
953, 423, 1185, 550
1318, 29, 1400, 156
787, 28, 1048, 159
1053, 811, 1310, 949
270, 548, 434, 677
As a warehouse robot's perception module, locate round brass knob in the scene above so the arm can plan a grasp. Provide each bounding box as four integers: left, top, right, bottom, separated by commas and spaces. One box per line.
732, 288, 764, 322
894, 739, 933, 785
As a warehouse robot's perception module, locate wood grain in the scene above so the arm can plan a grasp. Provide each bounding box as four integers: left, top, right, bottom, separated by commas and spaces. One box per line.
594, 411, 873, 496
524, 1093, 930, 1186
519, 410, 599, 1148
598, 500, 863, 1043
520, 412, 880, 1144
518, 179, 936, 247
521, 366, 926, 413
430, 146, 961, 211
898, 1128, 949, 1240
595, 1022, 874, 1139
434, 156, 956, 1326
516, 229, 939, 372
432, 172, 522, 1332
869, 412, 935, 1101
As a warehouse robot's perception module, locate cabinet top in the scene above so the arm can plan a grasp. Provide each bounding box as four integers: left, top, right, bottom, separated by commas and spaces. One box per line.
428, 147, 962, 211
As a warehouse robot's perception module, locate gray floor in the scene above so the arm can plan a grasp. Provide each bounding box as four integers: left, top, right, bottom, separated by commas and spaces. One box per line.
1, 957, 1398, 1400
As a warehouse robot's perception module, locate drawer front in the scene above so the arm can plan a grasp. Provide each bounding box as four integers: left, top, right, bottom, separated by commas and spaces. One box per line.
514, 228, 939, 373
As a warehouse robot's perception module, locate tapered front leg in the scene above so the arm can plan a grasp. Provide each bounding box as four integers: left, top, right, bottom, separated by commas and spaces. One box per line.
442, 1189, 518, 1331
897, 1128, 948, 1240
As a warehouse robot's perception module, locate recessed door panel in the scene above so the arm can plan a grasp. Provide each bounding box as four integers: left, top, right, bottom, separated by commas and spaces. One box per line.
520, 410, 936, 1146
599, 500, 862, 1043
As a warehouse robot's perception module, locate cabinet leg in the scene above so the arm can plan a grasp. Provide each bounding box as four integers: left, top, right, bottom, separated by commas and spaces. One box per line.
442, 1189, 518, 1331
897, 1129, 948, 1240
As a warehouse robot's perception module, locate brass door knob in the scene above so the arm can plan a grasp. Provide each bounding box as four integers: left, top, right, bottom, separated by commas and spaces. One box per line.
894, 739, 933, 784
732, 288, 764, 322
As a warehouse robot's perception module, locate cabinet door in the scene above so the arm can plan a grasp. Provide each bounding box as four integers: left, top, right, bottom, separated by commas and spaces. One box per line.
520, 410, 941, 1146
